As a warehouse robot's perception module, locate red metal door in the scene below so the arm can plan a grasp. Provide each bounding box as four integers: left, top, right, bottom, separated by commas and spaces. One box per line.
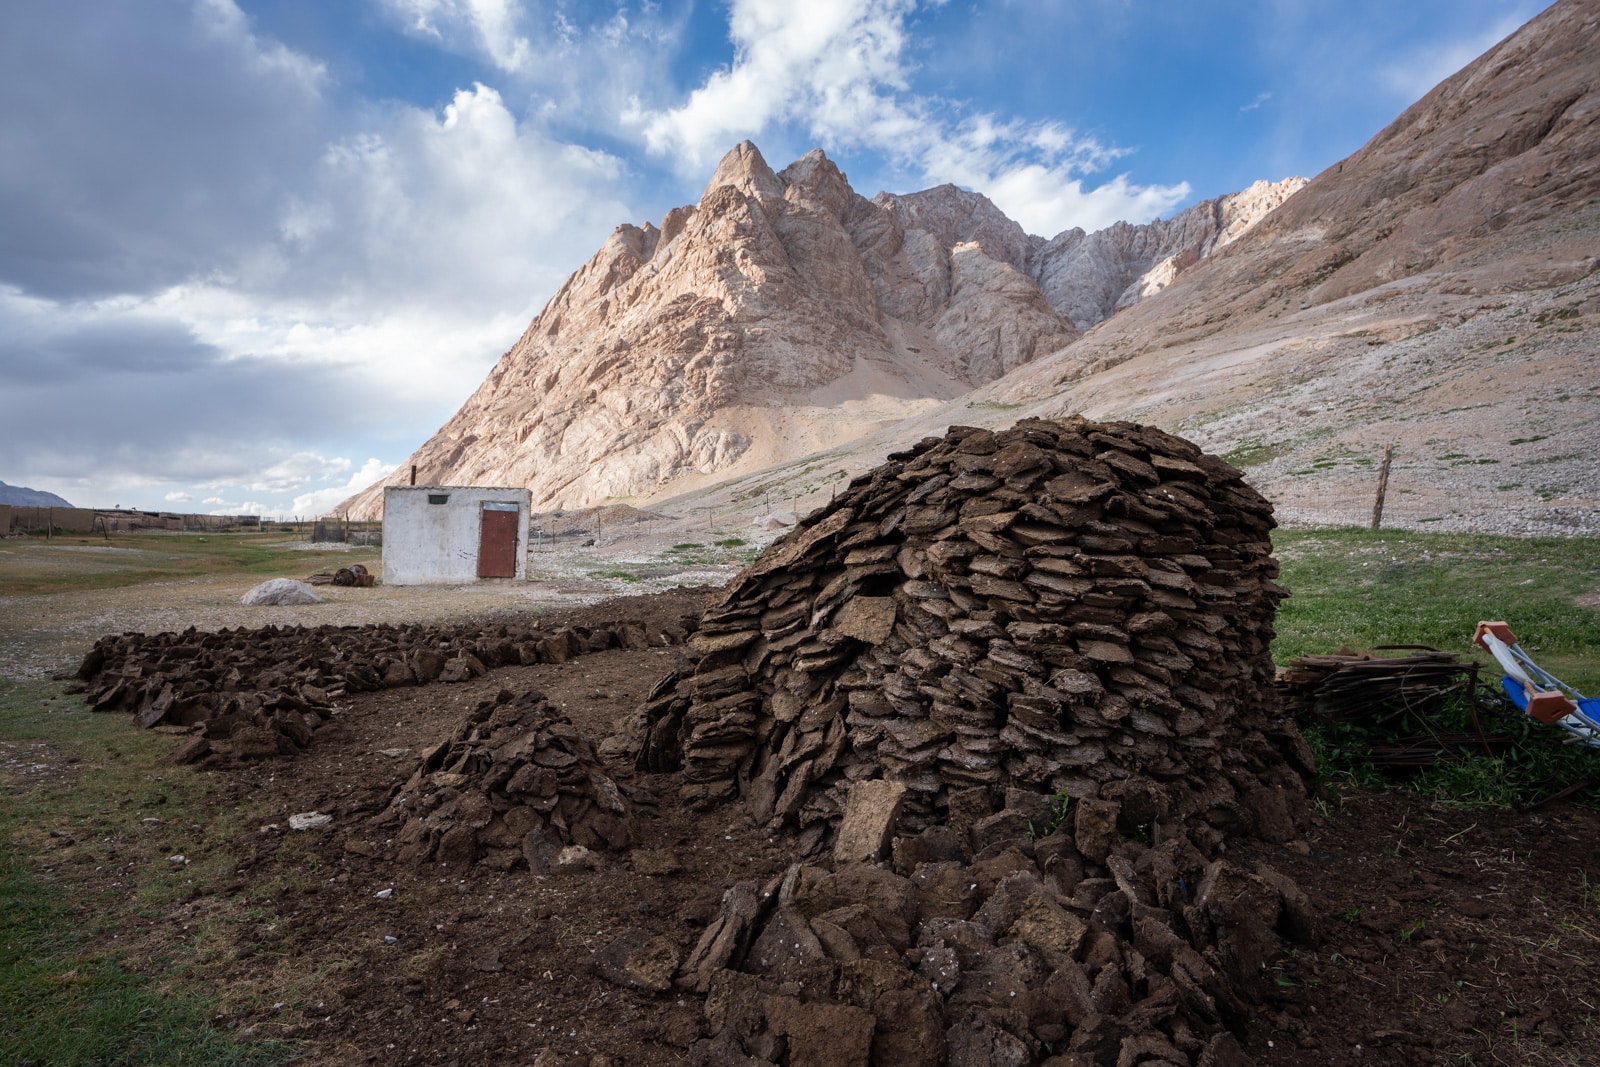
477, 507, 518, 578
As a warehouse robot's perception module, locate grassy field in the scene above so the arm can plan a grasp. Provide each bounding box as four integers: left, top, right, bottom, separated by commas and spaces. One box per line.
1273, 526, 1600, 693
1273, 526, 1600, 805
0, 680, 296, 1066
7, 526, 1593, 677
0, 532, 378, 598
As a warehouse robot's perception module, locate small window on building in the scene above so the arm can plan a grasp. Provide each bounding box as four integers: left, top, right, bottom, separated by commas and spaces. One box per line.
428, 494, 450, 505
482, 502, 520, 512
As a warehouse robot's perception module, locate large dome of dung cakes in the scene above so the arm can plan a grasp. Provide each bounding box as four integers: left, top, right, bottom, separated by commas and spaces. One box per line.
630, 417, 1314, 854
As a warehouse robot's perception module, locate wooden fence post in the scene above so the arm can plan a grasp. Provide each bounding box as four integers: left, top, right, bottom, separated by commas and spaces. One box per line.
1371, 443, 1395, 529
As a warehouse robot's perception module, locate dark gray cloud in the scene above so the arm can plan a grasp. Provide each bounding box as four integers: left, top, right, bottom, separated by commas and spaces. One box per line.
0, 3, 637, 313
0, 1, 639, 514
0, 2, 328, 301
0, 316, 223, 384
0, 309, 385, 487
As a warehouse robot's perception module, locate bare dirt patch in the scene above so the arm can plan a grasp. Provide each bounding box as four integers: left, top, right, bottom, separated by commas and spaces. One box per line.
1238, 789, 1600, 1066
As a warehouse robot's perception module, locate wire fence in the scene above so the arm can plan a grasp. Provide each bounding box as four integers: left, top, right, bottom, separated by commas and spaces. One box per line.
1266, 459, 1599, 535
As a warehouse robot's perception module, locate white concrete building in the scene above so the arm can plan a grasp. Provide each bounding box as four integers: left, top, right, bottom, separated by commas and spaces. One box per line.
381, 486, 531, 585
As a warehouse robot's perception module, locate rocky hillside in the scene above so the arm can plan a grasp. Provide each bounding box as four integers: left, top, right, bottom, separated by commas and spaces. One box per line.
986, 0, 1600, 534
1026, 178, 1307, 330
346, 1, 1598, 534
342, 146, 1297, 518
662, 0, 1600, 537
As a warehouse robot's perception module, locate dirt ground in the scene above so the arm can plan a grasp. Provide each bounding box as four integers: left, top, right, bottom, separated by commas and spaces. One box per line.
11, 584, 1600, 1066
0, 538, 746, 681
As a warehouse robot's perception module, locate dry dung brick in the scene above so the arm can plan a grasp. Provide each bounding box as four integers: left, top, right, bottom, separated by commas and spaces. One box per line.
73, 615, 687, 762
623, 417, 1312, 850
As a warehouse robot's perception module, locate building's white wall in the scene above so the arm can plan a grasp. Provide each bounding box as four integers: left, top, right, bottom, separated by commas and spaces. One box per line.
381, 486, 531, 585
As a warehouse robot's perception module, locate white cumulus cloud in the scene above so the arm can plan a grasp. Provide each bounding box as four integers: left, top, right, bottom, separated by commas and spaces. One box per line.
271, 83, 631, 316
216, 452, 354, 496
290, 459, 400, 519
628, 0, 1188, 234
381, 0, 533, 72
0, 5, 637, 516
633, 0, 918, 165
150, 81, 636, 418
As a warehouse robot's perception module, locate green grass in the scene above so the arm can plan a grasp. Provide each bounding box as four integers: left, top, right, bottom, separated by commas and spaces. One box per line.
1, 857, 294, 1066
0, 532, 377, 598
1274, 528, 1600, 694
0, 680, 296, 1065
1275, 528, 1600, 805
1302, 687, 1598, 806
585, 568, 644, 582
1222, 439, 1290, 469
664, 539, 759, 567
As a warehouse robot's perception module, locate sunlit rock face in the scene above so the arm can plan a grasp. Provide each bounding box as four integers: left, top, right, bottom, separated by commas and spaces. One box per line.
342, 143, 1297, 519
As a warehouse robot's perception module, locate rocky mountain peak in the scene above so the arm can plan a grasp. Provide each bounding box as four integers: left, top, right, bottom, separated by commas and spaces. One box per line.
876, 183, 1034, 273
1030, 176, 1308, 330
700, 139, 786, 206
341, 144, 1299, 519
336, 2, 1596, 537
777, 148, 858, 218
964, 0, 1600, 536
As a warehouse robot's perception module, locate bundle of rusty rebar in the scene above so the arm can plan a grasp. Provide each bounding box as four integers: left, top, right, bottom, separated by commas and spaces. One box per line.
1365, 732, 1512, 764
1278, 646, 1479, 724
1277, 646, 1504, 765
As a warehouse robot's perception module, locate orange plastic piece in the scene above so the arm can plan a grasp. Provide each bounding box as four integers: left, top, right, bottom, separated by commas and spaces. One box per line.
1474, 621, 1517, 650
1525, 689, 1577, 725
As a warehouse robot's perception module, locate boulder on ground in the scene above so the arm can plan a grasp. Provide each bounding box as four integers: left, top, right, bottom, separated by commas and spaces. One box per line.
241, 579, 322, 606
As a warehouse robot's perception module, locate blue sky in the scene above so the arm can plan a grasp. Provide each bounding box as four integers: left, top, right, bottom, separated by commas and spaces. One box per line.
0, 0, 1547, 518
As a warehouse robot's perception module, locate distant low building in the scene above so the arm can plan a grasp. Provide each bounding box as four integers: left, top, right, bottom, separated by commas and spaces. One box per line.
3, 506, 96, 533
381, 486, 531, 585
1, 507, 262, 534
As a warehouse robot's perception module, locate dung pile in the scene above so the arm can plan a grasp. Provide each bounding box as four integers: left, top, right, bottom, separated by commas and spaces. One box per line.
372, 688, 634, 870
76, 616, 686, 761
620, 417, 1319, 1066
629, 417, 1311, 850
678, 823, 1316, 1067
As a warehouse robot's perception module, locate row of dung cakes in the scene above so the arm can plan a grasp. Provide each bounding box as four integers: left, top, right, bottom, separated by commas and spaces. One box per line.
75, 614, 692, 762
625, 417, 1314, 853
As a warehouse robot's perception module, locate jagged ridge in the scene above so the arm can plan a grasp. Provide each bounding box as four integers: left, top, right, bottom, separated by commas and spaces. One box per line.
342, 146, 1298, 518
